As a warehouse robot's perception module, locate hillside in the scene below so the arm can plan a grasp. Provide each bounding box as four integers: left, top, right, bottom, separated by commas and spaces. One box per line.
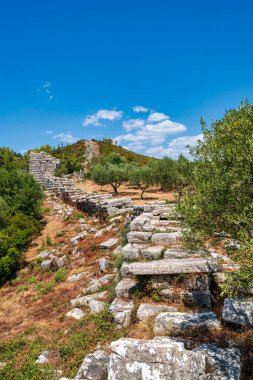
36, 139, 154, 167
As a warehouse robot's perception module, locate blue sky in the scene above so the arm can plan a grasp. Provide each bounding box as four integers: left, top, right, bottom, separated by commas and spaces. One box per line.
1, 0, 253, 157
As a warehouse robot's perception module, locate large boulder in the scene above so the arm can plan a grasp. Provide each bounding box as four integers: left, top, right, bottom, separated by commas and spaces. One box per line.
107, 337, 206, 379
222, 298, 253, 327
154, 311, 220, 335
75, 350, 110, 380
194, 344, 241, 380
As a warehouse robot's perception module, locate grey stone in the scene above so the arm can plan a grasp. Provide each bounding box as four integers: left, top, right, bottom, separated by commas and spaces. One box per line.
75, 350, 110, 380
127, 231, 152, 244
36, 351, 50, 364
108, 337, 206, 380
88, 300, 106, 314
115, 278, 141, 299
56, 255, 67, 268
120, 258, 221, 277
129, 216, 155, 232
137, 303, 177, 321
98, 258, 112, 272
70, 232, 87, 245
109, 298, 134, 327
67, 272, 88, 282
151, 232, 180, 245
194, 343, 241, 380
141, 246, 164, 260
37, 251, 50, 260
100, 238, 118, 249
222, 298, 253, 327
70, 291, 107, 307
154, 311, 220, 335
122, 243, 141, 260
180, 290, 212, 308
113, 245, 122, 256
66, 308, 85, 320
41, 259, 52, 270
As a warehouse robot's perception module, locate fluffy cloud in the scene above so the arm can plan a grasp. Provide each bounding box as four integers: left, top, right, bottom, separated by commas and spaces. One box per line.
83, 109, 123, 127
122, 118, 145, 131
147, 112, 169, 123
133, 105, 149, 113
146, 134, 203, 158
53, 132, 78, 144
37, 81, 53, 100
116, 119, 186, 146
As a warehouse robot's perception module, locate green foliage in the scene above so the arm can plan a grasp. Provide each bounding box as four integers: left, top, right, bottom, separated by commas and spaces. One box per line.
181, 100, 253, 239
151, 157, 176, 191
129, 165, 156, 198
180, 101, 253, 293
0, 153, 43, 284
54, 269, 67, 283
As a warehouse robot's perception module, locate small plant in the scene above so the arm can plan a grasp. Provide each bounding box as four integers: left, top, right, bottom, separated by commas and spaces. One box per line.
45, 235, 53, 246
27, 276, 36, 284
54, 269, 67, 283
120, 226, 130, 247
56, 230, 65, 238
151, 290, 161, 302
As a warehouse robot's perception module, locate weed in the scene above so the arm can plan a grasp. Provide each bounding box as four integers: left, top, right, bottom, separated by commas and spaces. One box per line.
56, 230, 65, 238
54, 269, 67, 283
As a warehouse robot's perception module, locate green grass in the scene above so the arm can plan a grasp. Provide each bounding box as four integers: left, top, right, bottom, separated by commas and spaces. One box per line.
0, 310, 125, 380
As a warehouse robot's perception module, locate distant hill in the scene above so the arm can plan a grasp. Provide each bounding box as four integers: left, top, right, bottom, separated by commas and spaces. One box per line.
36, 139, 154, 166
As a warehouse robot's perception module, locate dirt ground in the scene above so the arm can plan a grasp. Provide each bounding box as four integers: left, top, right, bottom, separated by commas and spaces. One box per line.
76, 180, 175, 205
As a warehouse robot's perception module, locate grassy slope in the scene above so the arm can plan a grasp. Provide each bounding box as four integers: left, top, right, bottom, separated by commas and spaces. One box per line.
51, 139, 154, 166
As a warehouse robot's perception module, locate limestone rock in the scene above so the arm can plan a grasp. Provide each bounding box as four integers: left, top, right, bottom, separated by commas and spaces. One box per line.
70, 291, 107, 307
127, 231, 152, 244
137, 303, 177, 321
67, 272, 87, 282
100, 238, 118, 249
109, 298, 134, 327
222, 298, 253, 327
41, 259, 52, 270
151, 232, 180, 245
115, 278, 141, 299
122, 243, 141, 260
88, 300, 106, 314
194, 343, 241, 380
98, 258, 112, 272
141, 246, 164, 260
36, 351, 50, 364
70, 232, 87, 245
108, 337, 206, 380
120, 258, 221, 277
66, 308, 85, 320
154, 311, 220, 335
75, 350, 110, 380
56, 255, 67, 268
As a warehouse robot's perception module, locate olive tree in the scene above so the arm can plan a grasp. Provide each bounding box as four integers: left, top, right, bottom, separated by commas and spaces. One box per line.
129, 165, 156, 199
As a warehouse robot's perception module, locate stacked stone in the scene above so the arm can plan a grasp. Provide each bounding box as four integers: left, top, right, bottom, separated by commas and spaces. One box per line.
114, 200, 221, 310
29, 151, 134, 217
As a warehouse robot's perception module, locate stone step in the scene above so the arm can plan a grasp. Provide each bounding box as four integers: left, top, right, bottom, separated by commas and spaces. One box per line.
154, 311, 220, 335
120, 258, 221, 277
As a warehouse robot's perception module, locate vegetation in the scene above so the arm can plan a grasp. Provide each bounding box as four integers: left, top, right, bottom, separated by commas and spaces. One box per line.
180, 100, 253, 295
0, 148, 43, 284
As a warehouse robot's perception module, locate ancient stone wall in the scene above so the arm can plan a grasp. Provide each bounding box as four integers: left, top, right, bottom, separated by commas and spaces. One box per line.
29, 151, 134, 219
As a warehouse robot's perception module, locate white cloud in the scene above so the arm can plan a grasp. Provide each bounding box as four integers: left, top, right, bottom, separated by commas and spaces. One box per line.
42, 130, 53, 135
122, 142, 145, 152
122, 118, 145, 131
147, 112, 169, 123
53, 132, 78, 144
38, 81, 54, 100
83, 109, 123, 127
146, 134, 203, 158
133, 105, 149, 113
116, 119, 186, 146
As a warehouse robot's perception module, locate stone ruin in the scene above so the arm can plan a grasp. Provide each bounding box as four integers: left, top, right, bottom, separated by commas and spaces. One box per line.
29, 151, 247, 379
29, 151, 134, 219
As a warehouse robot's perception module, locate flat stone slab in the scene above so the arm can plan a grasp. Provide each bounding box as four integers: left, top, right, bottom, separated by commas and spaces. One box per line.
100, 238, 118, 249
70, 291, 107, 307
127, 231, 152, 244
109, 298, 134, 328
75, 350, 110, 380
194, 344, 241, 380
137, 303, 177, 321
154, 311, 220, 335
222, 298, 253, 327
151, 232, 180, 245
120, 258, 221, 277
108, 338, 206, 380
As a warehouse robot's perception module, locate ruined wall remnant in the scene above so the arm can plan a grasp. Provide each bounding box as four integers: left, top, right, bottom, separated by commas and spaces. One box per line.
29, 151, 133, 219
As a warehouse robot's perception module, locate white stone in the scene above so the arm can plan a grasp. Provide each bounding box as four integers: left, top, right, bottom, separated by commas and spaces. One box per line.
109, 298, 134, 327
115, 278, 141, 299
100, 238, 119, 249
222, 298, 253, 327
36, 351, 50, 364
66, 308, 85, 320
141, 246, 164, 260
56, 255, 67, 268
137, 303, 177, 321
41, 260, 52, 270
88, 300, 106, 314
